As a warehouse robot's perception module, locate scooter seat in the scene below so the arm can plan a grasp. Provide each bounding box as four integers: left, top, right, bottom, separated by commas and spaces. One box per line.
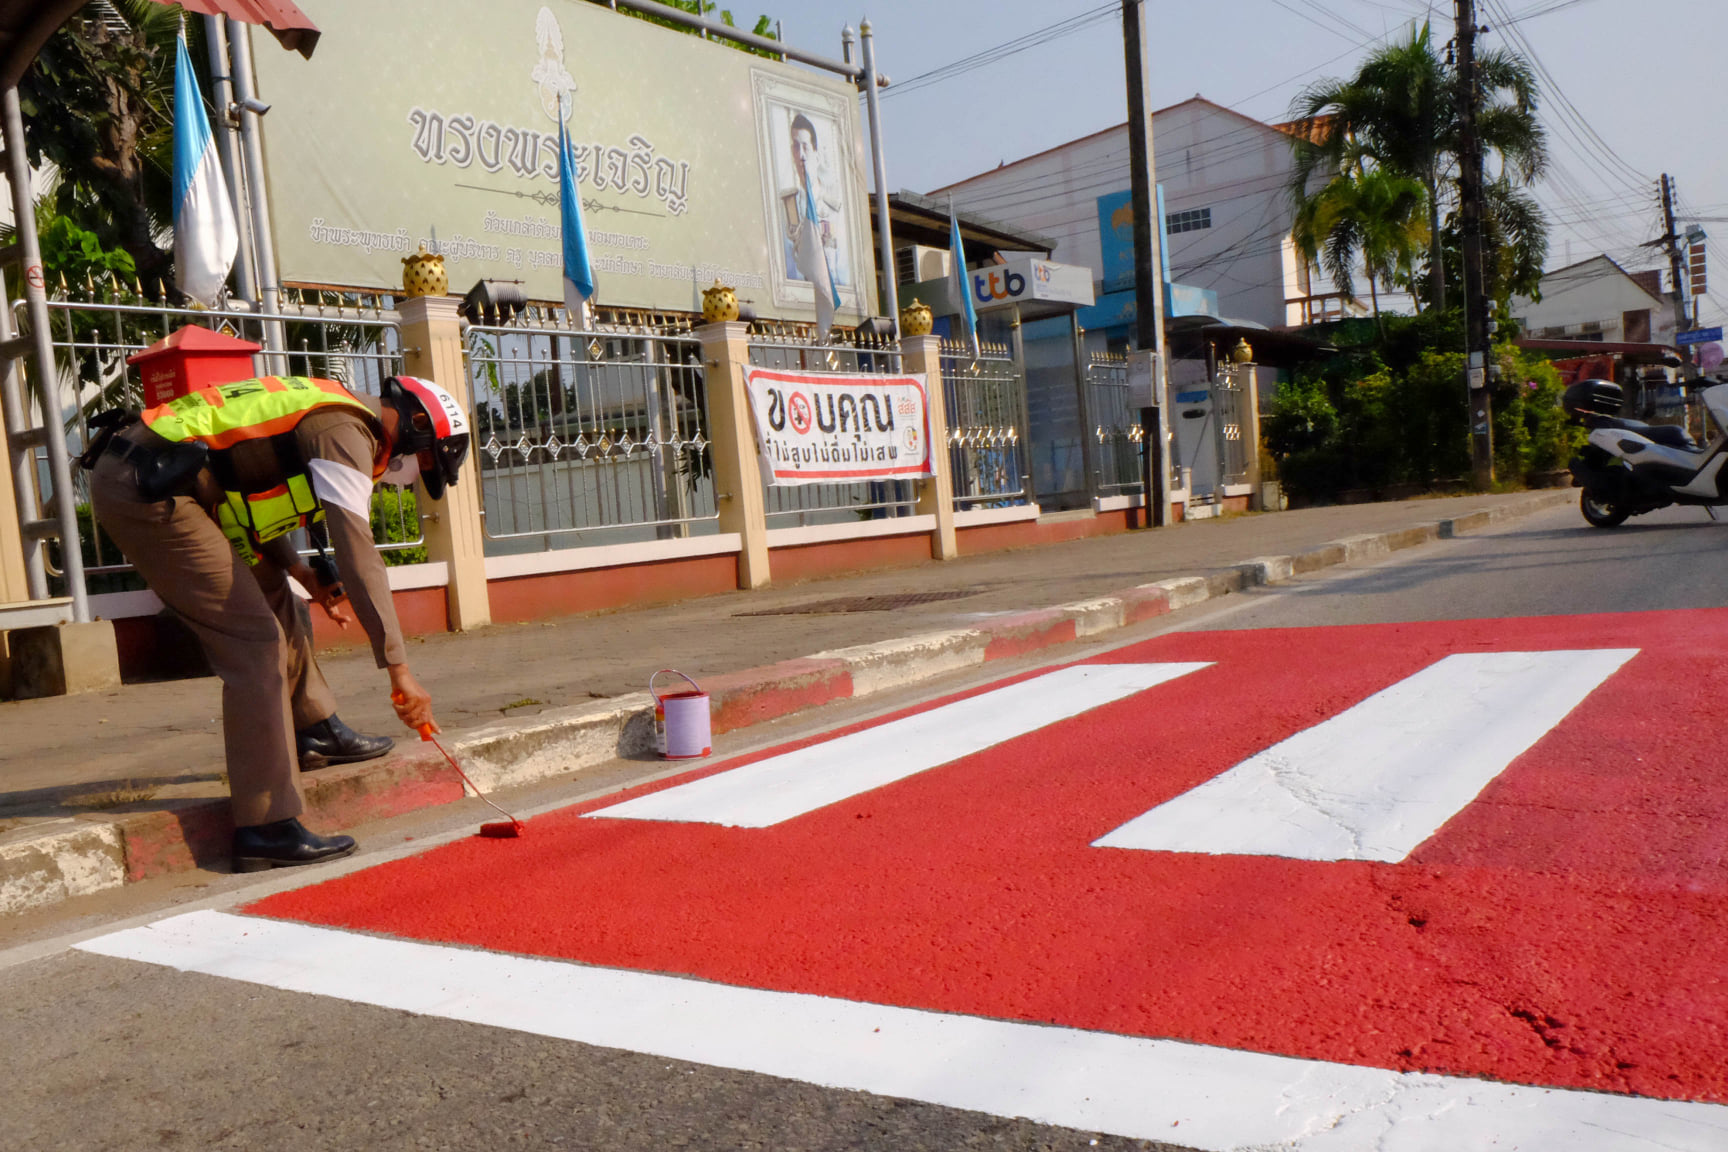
1600, 417, 1697, 451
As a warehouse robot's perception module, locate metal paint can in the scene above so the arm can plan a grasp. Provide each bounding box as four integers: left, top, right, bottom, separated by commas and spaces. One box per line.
650, 669, 711, 759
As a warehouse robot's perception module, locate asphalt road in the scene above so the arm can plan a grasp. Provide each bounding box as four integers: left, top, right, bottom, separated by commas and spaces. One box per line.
4, 500, 1725, 1152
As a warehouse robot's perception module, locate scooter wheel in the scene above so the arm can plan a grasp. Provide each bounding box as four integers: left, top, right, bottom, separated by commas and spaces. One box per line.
1580, 489, 1629, 528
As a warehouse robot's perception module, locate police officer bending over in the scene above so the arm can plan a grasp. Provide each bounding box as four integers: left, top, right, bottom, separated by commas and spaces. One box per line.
85, 375, 470, 871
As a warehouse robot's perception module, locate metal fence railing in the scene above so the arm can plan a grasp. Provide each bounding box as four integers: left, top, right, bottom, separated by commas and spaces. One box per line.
464, 317, 714, 549
1084, 353, 1144, 497
1214, 363, 1251, 486
39, 281, 418, 587
746, 327, 917, 526
942, 339, 1028, 509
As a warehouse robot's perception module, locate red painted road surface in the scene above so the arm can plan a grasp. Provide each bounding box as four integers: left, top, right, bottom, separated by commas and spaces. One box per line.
251, 609, 1728, 1104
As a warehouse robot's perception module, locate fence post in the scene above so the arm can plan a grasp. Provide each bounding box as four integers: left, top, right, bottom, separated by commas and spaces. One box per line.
696, 320, 771, 589
900, 334, 958, 560
397, 295, 491, 631
0, 433, 26, 603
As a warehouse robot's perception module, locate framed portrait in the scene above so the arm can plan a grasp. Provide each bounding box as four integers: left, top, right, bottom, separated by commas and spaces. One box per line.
752, 69, 871, 320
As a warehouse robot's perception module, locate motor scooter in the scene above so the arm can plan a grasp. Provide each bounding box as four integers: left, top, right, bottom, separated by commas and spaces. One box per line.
1563, 377, 1728, 527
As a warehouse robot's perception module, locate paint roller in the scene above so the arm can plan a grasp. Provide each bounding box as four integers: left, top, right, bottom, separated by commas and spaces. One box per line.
393, 692, 524, 838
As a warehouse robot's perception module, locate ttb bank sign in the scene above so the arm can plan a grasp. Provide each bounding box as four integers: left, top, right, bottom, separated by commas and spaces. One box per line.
970, 258, 1094, 312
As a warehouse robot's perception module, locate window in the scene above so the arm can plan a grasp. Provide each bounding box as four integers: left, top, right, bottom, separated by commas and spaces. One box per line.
1166, 207, 1212, 235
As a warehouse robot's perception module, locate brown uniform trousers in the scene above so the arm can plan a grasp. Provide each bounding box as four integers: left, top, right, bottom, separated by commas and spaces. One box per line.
89, 446, 339, 828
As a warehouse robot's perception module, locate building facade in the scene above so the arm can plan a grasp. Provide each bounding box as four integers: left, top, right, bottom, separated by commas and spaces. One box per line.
931, 96, 1328, 346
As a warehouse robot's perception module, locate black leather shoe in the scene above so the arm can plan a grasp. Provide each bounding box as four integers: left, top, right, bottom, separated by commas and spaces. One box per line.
232, 818, 358, 872
297, 714, 394, 769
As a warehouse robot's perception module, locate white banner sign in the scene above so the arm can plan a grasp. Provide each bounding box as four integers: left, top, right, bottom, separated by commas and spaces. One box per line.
744, 367, 933, 485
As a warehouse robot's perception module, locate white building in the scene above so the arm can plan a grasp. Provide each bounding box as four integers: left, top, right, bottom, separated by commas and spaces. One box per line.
930, 96, 1335, 348
1510, 255, 1676, 347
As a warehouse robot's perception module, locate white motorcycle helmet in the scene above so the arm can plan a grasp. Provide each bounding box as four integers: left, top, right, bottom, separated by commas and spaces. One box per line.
380, 376, 471, 498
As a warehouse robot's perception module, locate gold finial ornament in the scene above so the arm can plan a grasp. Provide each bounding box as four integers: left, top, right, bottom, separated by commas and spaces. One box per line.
1228, 337, 1254, 364
701, 279, 740, 324
401, 244, 448, 298
899, 299, 934, 337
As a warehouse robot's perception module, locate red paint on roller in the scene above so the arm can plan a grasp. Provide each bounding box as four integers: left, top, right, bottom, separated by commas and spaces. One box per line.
264, 610, 1728, 1103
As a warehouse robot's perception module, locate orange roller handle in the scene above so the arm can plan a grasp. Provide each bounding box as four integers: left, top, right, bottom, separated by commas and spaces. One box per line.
391, 691, 436, 741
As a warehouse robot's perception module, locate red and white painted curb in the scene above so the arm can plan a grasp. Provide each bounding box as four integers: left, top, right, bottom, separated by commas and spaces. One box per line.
0, 492, 1572, 917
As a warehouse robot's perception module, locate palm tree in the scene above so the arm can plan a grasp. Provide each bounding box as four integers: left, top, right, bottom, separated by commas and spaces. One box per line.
1293, 166, 1429, 337
1288, 22, 1548, 312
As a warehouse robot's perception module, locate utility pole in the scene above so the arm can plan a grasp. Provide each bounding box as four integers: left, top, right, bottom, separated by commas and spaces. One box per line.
1122, 0, 1168, 526
1456, 0, 1493, 491
1659, 174, 1691, 339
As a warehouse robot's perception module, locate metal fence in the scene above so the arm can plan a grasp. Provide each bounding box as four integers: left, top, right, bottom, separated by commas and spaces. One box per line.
943, 340, 1029, 508
1214, 363, 1252, 486
1083, 353, 1145, 497
747, 327, 917, 526
39, 281, 418, 586
465, 315, 715, 549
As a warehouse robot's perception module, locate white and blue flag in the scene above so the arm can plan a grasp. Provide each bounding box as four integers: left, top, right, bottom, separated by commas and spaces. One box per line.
557, 98, 596, 323
171, 29, 238, 307
949, 197, 980, 358
793, 153, 841, 339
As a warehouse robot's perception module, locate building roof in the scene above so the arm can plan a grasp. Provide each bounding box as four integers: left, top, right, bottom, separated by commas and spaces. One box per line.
1515, 337, 1681, 363
1529, 254, 1669, 308
870, 189, 1057, 261
928, 95, 1289, 195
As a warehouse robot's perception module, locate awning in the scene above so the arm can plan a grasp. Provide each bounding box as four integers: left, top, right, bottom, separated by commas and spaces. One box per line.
1515, 337, 1681, 366
163, 0, 320, 58
0, 0, 319, 84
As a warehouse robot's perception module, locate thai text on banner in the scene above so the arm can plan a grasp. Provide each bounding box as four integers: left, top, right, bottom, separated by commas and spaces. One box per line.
744, 367, 933, 485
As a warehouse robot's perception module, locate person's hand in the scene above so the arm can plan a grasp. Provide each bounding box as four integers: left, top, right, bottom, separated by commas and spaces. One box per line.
290, 561, 354, 629
388, 664, 437, 734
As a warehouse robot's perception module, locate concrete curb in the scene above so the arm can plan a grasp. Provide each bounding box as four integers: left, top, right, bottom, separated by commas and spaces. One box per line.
0, 490, 1573, 916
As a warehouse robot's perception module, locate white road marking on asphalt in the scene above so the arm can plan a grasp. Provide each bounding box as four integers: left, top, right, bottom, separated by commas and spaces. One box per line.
1094, 648, 1639, 861
587, 663, 1209, 827
78, 911, 1728, 1151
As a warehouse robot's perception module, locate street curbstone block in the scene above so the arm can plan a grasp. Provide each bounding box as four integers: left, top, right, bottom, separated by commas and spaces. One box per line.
705, 658, 855, 732
302, 743, 466, 828
1439, 510, 1492, 538
976, 609, 1078, 661
1336, 534, 1392, 563
452, 695, 659, 792
1058, 597, 1128, 637
1236, 556, 1295, 585
1206, 570, 1248, 598
103, 800, 230, 882
0, 820, 126, 915
1292, 543, 1346, 573
1152, 576, 1212, 611
1384, 523, 1442, 551
809, 632, 985, 698
1118, 585, 1172, 624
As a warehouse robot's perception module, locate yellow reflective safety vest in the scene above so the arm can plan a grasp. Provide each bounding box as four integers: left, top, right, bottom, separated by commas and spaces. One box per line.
142, 376, 385, 563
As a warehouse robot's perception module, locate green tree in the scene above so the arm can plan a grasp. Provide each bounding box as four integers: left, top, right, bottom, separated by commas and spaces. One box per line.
1288, 22, 1549, 311
19, 1, 185, 294
1292, 166, 1429, 338
628, 2, 778, 56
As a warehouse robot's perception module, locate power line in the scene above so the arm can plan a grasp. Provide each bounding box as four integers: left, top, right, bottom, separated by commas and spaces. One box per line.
879, 4, 1118, 101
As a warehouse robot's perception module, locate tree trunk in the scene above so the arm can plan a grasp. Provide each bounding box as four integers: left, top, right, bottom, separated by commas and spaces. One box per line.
1369, 269, 1384, 341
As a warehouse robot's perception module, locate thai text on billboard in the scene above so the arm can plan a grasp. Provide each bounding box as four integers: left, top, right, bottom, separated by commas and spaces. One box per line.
253, 1, 875, 323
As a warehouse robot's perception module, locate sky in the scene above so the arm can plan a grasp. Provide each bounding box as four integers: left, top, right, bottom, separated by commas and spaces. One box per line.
772, 0, 1728, 327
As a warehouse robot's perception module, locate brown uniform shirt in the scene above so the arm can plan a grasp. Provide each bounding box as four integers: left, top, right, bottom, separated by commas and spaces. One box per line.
212, 402, 407, 668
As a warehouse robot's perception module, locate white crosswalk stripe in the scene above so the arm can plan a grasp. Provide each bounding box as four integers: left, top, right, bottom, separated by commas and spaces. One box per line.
1094, 648, 1639, 861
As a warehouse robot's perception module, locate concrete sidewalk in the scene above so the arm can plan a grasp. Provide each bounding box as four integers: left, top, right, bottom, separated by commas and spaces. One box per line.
0, 488, 1575, 915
